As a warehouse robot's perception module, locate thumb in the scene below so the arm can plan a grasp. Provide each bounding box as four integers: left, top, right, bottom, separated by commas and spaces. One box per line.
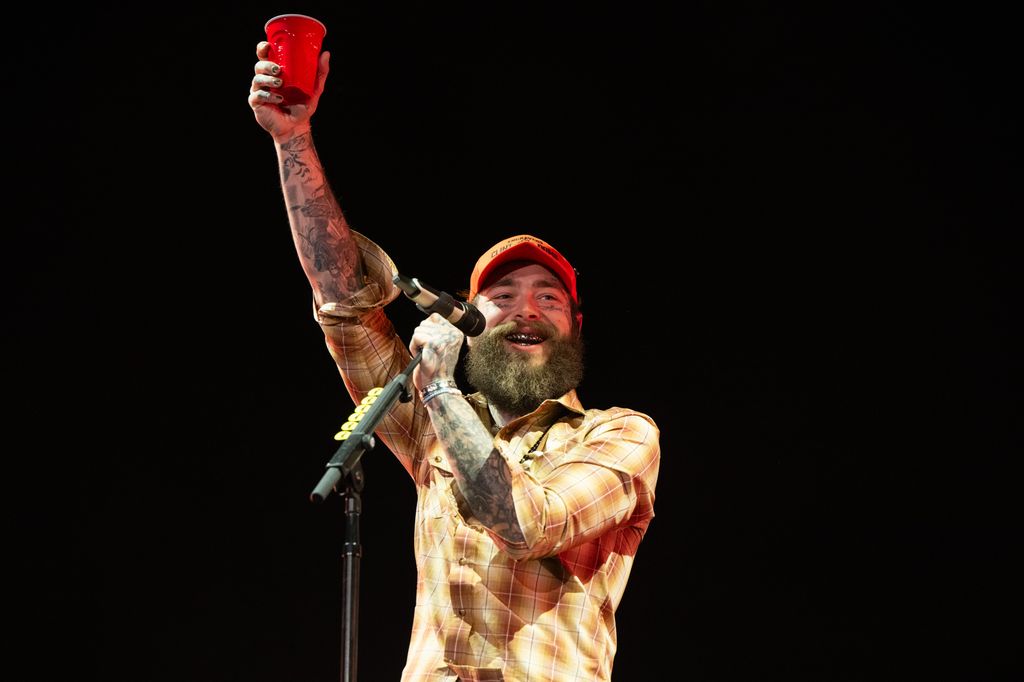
315, 51, 331, 93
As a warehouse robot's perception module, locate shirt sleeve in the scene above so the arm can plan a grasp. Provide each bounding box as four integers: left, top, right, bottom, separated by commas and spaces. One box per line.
498, 408, 661, 560
313, 230, 402, 322
312, 230, 431, 478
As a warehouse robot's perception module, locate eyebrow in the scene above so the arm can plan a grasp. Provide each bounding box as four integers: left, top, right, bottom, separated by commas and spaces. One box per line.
488, 276, 566, 293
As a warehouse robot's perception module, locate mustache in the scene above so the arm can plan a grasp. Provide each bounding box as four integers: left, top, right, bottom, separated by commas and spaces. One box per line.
487, 319, 558, 339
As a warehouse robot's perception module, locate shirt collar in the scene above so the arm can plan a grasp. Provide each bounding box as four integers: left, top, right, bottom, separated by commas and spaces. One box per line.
466, 389, 585, 433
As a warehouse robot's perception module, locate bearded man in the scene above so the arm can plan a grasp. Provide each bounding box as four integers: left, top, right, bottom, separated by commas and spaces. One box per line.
250, 39, 661, 682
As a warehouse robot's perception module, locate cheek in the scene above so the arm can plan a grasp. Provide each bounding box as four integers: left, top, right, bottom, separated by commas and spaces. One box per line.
474, 310, 509, 341
544, 310, 574, 335
482, 307, 508, 327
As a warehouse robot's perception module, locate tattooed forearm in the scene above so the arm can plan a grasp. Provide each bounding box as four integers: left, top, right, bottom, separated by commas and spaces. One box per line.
280, 133, 315, 183
463, 451, 526, 542
293, 190, 362, 297
433, 397, 526, 542
277, 132, 365, 302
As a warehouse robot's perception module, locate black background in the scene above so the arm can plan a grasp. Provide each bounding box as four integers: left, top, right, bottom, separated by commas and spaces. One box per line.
8, 2, 1019, 681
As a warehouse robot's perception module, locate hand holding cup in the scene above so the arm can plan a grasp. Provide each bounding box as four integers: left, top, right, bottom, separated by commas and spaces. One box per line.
263, 14, 327, 106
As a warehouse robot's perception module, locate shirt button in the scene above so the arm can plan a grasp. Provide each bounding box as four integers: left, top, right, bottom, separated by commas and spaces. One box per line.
434, 455, 442, 463
458, 609, 466, 616
458, 557, 467, 565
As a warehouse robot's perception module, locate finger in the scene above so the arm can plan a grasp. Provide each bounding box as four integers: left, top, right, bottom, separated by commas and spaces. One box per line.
252, 73, 283, 92
258, 59, 282, 75
409, 331, 425, 359
256, 41, 271, 59
248, 89, 284, 108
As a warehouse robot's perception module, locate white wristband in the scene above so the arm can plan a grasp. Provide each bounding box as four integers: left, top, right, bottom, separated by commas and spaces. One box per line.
421, 386, 463, 405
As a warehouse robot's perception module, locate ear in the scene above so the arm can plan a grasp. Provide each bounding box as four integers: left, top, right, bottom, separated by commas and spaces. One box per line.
574, 310, 584, 336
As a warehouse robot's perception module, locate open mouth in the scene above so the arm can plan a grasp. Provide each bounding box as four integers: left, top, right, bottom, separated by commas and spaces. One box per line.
505, 332, 546, 346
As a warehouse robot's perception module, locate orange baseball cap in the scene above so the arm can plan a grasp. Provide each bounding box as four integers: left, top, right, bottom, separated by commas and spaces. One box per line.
468, 235, 578, 304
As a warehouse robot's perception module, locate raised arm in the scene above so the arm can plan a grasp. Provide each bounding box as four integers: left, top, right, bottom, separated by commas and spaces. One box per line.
248, 41, 364, 307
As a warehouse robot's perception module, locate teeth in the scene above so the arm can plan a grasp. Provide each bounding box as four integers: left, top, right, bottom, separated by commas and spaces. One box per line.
507, 333, 543, 344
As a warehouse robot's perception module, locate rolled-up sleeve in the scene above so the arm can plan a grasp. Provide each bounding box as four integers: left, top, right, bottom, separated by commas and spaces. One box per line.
312, 231, 429, 477
314, 231, 402, 325
499, 409, 661, 560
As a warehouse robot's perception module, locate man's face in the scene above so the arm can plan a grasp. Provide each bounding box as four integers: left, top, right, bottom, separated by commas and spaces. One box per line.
470, 262, 576, 350
464, 263, 583, 414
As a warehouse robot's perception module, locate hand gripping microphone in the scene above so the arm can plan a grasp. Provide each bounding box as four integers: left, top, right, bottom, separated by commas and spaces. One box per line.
393, 273, 486, 337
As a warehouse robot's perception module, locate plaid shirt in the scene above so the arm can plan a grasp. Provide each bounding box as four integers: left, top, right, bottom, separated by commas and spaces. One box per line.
315, 233, 661, 682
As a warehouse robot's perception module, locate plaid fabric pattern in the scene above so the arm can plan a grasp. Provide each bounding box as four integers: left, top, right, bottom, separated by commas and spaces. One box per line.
315, 233, 661, 682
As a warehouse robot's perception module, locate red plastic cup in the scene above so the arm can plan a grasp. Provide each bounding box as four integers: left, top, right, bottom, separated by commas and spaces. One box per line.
264, 14, 327, 106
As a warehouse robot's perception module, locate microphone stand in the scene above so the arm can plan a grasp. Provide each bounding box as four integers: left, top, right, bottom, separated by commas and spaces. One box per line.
310, 350, 422, 682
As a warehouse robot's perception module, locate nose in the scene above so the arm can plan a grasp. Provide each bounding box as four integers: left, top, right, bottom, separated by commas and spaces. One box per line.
514, 296, 541, 320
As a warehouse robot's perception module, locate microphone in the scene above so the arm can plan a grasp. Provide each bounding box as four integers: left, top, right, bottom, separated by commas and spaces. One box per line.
393, 274, 487, 337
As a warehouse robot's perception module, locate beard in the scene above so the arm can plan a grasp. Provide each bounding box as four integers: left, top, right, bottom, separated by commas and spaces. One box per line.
465, 320, 585, 415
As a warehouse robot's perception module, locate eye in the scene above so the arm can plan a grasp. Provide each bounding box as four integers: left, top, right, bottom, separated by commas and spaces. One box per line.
538, 292, 567, 303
